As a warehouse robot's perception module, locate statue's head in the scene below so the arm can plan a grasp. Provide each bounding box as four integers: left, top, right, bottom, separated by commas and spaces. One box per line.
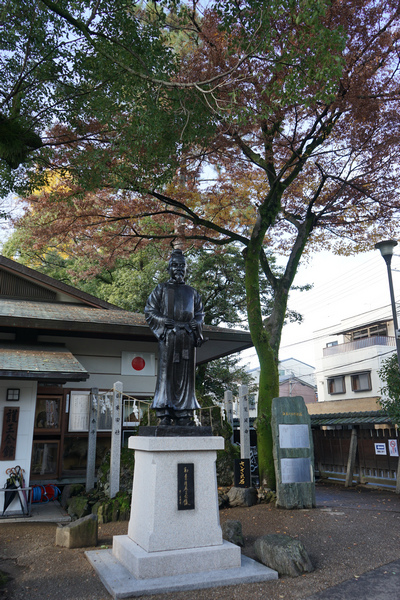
168, 249, 186, 283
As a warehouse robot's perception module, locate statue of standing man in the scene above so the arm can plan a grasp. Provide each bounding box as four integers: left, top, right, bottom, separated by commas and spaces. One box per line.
145, 249, 205, 426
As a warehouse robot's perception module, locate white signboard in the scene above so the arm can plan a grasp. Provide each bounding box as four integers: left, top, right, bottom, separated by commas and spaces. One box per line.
121, 352, 156, 376
389, 439, 399, 457
374, 442, 387, 455
69, 392, 90, 432
279, 424, 310, 449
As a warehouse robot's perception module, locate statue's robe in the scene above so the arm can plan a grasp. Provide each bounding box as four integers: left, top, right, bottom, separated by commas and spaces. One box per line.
145, 281, 204, 411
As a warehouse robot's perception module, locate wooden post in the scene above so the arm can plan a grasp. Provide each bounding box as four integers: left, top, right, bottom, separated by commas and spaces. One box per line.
86, 388, 99, 492
345, 427, 358, 488
109, 382, 123, 498
239, 385, 250, 460
396, 445, 400, 494
224, 390, 234, 443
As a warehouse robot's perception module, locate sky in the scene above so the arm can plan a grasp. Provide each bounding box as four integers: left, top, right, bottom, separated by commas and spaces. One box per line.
242, 246, 400, 370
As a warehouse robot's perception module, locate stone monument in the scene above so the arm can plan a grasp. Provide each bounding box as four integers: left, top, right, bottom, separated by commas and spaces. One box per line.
271, 396, 316, 509
86, 250, 278, 596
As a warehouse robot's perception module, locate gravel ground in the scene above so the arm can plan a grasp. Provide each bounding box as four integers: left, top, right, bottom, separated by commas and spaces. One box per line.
1, 481, 400, 600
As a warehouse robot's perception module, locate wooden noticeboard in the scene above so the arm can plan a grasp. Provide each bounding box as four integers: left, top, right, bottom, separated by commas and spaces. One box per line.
0, 407, 20, 461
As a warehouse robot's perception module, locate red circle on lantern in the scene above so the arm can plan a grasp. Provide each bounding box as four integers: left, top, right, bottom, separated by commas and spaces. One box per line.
131, 357, 146, 371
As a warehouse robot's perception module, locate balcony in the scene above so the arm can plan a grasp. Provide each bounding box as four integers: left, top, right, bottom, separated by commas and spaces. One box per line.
323, 336, 396, 357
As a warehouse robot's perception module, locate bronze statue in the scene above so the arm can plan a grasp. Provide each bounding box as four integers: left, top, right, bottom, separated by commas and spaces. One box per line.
145, 249, 205, 426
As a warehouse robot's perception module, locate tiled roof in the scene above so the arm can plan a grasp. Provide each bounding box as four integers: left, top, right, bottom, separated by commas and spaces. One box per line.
0, 344, 88, 380
0, 299, 146, 327
310, 411, 391, 426
0, 299, 252, 338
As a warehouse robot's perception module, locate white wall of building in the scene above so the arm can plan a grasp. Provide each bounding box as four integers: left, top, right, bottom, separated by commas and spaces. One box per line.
39, 335, 158, 396
314, 305, 396, 404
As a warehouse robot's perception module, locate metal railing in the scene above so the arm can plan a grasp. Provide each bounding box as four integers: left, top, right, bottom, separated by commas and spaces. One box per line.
122, 393, 225, 429
323, 335, 396, 356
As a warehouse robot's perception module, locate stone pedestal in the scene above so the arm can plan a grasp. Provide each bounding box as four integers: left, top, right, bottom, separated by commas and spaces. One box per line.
86, 434, 277, 598
126, 435, 225, 553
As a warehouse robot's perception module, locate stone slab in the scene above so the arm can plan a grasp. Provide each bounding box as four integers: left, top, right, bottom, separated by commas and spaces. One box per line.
85, 550, 278, 598
128, 436, 224, 552
113, 536, 241, 579
139, 425, 212, 437
128, 435, 224, 452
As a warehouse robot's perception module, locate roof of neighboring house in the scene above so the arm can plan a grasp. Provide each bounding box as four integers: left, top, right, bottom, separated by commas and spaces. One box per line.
279, 375, 316, 389
0, 344, 89, 381
279, 357, 315, 369
310, 411, 391, 426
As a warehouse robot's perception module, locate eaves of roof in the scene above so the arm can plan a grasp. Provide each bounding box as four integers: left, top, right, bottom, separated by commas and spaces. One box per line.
0, 299, 253, 362
0, 344, 89, 381
310, 411, 392, 426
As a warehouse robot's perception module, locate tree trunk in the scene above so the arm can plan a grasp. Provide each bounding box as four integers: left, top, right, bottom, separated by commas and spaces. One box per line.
255, 338, 279, 489
244, 241, 279, 489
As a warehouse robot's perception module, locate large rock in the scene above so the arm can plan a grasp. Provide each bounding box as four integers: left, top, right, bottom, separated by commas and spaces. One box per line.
221, 520, 244, 547
56, 514, 98, 549
254, 534, 313, 577
67, 495, 90, 519
60, 484, 84, 509
227, 486, 258, 507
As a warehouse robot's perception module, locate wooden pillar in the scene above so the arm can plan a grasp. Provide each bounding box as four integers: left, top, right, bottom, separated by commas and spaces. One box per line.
86, 387, 99, 492
345, 427, 358, 488
396, 432, 400, 493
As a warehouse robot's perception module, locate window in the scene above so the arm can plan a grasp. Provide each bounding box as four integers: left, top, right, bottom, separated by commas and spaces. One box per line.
351, 372, 372, 392
326, 341, 338, 348
31, 441, 60, 479
327, 376, 346, 395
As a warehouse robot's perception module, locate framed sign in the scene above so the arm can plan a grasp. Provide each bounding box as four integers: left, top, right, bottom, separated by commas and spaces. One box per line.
374, 442, 387, 455
389, 439, 399, 457
34, 397, 61, 432
68, 391, 90, 432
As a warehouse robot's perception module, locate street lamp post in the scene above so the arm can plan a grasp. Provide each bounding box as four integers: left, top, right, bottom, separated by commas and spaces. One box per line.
375, 240, 400, 360
375, 239, 400, 493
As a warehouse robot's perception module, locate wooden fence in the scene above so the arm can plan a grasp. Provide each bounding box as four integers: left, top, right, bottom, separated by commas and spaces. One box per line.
313, 426, 399, 488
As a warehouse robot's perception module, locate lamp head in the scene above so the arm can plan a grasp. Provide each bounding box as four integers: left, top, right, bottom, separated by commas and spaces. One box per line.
375, 239, 398, 258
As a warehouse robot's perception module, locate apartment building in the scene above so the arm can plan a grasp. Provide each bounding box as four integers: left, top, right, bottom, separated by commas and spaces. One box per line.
313, 305, 396, 407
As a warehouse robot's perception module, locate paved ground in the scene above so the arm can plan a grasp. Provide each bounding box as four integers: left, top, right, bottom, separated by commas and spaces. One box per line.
1, 481, 400, 600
